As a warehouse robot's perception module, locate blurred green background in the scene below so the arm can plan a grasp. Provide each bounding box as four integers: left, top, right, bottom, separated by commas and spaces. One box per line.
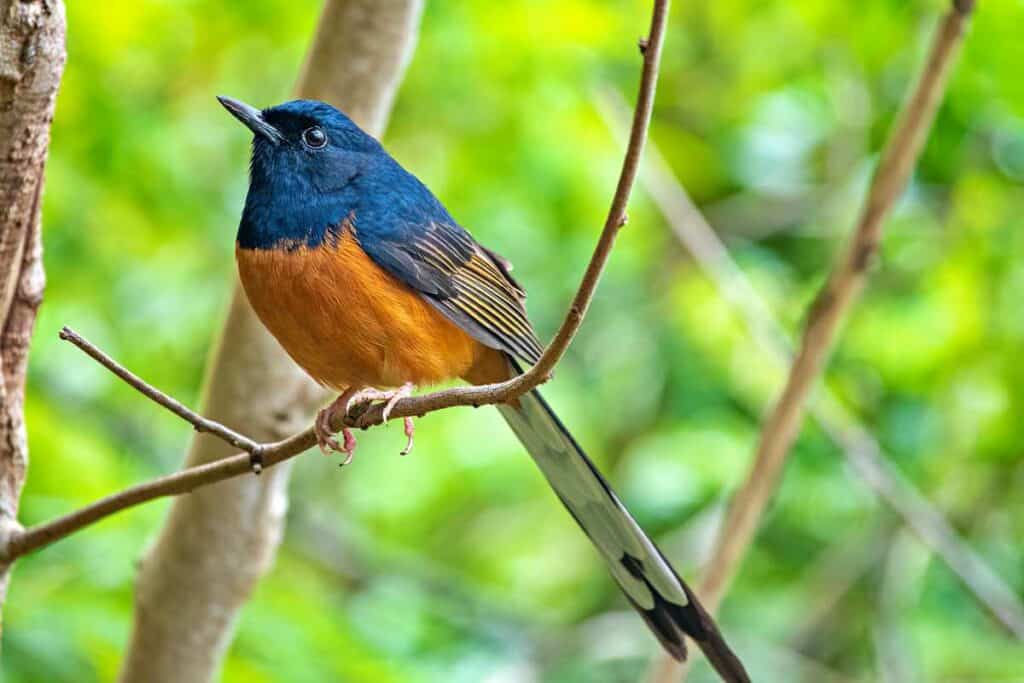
6, 0, 1024, 681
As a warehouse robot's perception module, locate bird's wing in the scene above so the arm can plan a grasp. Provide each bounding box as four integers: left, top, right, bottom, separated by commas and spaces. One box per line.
356, 220, 544, 365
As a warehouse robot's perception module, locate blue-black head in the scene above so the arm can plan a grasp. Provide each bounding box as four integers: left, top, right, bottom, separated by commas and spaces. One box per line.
219, 96, 381, 179
219, 96, 388, 249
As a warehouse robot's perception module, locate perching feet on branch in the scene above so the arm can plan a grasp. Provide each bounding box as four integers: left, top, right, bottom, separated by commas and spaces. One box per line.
315, 383, 416, 463
314, 390, 359, 464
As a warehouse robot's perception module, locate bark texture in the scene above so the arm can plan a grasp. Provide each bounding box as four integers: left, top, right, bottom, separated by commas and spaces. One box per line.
0, 0, 65, 627
117, 2, 423, 681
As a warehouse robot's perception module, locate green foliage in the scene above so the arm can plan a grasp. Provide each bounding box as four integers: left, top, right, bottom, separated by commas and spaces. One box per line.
7, 0, 1024, 680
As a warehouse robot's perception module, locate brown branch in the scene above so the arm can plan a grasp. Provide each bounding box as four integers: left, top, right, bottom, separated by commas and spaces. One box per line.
698, 0, 974, 616
0, 0, 670, 564
4, 420, 313, 561
0, 0, 67, 627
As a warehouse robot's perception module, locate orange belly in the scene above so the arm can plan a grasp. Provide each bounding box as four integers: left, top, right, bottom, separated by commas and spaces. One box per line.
236, 229, 502, 390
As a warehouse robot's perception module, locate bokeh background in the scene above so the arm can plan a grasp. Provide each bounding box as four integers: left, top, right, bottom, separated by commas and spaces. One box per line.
6, 0, 1024, 681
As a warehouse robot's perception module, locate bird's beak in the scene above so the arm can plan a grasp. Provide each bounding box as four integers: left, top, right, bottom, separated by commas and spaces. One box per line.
217, 95, 283, 144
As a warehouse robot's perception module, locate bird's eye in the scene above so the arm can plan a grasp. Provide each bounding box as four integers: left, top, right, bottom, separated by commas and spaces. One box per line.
302, 126, 327, 149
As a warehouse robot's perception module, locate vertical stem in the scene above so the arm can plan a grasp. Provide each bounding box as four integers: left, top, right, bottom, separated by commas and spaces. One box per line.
0, 0, 66, 631
647, 2, 975, 680
699, 0, 973, 617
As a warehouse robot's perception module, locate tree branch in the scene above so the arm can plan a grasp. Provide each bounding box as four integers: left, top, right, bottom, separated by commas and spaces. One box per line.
0, 0, 66, 627
58, 327, 262, 454
625, 2, 977, 680
0, 0, 670, 564
698, 0, 974, 617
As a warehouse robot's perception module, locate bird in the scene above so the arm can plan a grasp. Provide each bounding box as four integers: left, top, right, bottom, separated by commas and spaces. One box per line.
219, 95, 750, 683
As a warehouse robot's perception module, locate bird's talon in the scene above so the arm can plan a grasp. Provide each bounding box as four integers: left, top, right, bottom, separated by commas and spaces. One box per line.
325, 385, 415, 459
400, 416, 415, 456
315, 406, 340, 455
331, 427, 357, 465
315, 394, 359, 462
317, 433, 342, 456
344, 388, 381, 416
380, 383, 412, 422
344, 382, 413, 423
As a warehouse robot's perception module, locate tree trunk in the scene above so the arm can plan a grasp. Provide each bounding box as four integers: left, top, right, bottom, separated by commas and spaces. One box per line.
0, 0, 65, 631
117, 2, 423, 681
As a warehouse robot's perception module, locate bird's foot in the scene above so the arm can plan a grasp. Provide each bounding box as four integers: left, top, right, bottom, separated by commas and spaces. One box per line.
345, 383, 416, 455
315, 391, 359, 464
345, 382, 414, 422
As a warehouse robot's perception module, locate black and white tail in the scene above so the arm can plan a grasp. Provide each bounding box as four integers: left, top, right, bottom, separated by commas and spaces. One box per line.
498, 377, 750, 682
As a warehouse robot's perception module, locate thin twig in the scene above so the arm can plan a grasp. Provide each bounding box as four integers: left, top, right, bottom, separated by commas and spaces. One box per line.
59, 327, 261, 454
0, 0, 670, 564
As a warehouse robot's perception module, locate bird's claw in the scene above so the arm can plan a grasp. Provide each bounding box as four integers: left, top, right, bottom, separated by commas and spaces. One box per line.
400, 416, 415, 456
321, 384, 417, 459
315, 396, 358, 464
344, 382, 413, 423
343, 384, 417, 455
339, 429, 357, 465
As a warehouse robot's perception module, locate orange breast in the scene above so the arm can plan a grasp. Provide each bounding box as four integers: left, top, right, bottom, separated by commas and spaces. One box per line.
236, 228, 499, 390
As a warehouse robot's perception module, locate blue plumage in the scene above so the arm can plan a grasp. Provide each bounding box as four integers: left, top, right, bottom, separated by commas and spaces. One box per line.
235, 98, 542, 360
239, 100, 456, 254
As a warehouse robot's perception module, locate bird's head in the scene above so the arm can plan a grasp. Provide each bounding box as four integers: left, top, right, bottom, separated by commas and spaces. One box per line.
218, 96, 381, 194
219, 97, 388, 248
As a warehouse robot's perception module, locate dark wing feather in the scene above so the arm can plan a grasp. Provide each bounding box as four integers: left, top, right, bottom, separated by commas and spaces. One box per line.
357, 221, 544, 365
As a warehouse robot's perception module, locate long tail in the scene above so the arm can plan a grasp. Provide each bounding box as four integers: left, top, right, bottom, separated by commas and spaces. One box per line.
497, 365, 749, 682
